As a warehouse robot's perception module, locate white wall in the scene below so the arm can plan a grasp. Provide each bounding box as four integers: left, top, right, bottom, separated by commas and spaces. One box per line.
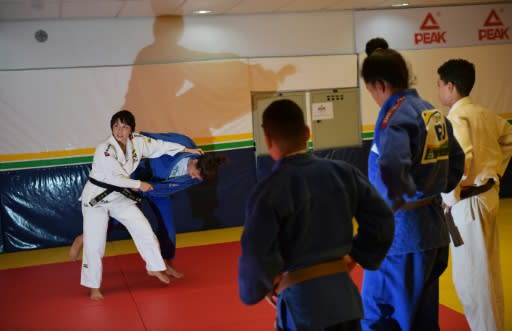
0, 11, 354, 70
1, 6, 511, 160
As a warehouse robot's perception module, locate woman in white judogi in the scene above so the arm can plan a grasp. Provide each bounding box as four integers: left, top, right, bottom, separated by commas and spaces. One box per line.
80, 110, 202, 300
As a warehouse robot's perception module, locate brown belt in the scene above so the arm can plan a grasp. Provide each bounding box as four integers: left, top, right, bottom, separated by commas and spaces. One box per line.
275, 259, 349, 294
444, 209, 464, 247
460, 179, 495, 200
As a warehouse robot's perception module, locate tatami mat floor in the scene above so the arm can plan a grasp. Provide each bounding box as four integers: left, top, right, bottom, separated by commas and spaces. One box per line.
0, 199, 510, 330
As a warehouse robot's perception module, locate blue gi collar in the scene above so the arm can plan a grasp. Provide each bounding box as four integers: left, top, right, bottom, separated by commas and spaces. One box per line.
272, 151, 314, 172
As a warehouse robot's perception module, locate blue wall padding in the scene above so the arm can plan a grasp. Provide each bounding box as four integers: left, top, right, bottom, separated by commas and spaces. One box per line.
0, 148, 257, 253
0, 165, 89, 252
256, 141, 372, 180
0, 142, 511, 253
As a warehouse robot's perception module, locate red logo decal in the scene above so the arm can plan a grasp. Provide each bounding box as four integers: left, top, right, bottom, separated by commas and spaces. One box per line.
484, 9, 503, 27
479, 9, 509, 41
415, 12, 446, 45
420, 13, 440, 30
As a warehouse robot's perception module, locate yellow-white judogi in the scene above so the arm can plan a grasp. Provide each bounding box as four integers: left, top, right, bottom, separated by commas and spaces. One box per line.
80, 133, 185, 289
442, 97, 512, 331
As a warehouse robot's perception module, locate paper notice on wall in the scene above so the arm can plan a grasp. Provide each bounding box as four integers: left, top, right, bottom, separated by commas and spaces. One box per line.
312, 102, 334, 120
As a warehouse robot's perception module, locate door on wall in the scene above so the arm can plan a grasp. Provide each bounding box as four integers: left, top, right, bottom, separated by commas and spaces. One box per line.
251, 92, 307, 180
310, 87, 361, 150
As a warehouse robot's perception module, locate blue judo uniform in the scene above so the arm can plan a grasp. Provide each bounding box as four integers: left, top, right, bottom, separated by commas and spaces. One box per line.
361, 89, 465, 331
239, 152, 395, 331
133, 132, 201, 260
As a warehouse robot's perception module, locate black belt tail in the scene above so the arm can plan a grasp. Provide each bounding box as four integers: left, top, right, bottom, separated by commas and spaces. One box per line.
444, 209, 464, 247
88, 177, 142, 206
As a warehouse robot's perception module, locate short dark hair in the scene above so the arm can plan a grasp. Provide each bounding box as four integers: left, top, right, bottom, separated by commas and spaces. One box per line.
361, 48, 409, 89
262, 99, 307, 145
197, 153, 227, 182
437, 59, 475, 97
365, 37, 389, 56
111, 110, 136, 132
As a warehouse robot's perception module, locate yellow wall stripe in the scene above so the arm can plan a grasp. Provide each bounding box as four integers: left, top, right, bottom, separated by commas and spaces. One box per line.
0, 148, 95, 162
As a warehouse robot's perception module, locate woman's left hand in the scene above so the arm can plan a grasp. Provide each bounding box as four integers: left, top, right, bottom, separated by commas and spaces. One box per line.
184, 148, 204, 155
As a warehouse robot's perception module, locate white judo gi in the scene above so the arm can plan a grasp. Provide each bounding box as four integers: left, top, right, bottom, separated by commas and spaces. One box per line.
80, 133, 186, 289
442, 97, 512, 331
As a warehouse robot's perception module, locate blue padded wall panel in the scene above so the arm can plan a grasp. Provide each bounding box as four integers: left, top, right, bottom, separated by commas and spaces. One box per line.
1, 141, 511, 253
0, 148, 257, 253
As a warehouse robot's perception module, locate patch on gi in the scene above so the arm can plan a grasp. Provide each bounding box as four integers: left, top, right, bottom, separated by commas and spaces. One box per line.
381, 96, 405, 128
104, 144, 113, 157
420, 109, 449, 164
82, 264, 88, 268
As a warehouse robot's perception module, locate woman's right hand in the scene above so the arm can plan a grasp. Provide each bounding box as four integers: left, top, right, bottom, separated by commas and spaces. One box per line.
138, 181, 154, 192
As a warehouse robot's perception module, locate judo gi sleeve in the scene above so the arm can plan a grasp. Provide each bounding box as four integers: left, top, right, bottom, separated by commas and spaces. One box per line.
238, 193, 284, 305
350, 167, 395, 270
444, 119, 465, 193
378, 121, 417, 202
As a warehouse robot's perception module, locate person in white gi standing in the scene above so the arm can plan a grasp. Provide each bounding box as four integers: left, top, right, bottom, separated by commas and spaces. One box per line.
80, 109, 203, 300
437, 59, 512, 331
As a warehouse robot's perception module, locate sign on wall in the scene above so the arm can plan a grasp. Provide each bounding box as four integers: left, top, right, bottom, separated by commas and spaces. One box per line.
355, 3, 512, 52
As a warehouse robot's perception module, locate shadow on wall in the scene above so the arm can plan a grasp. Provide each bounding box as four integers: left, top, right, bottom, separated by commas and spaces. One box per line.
120, 13, 296, 234
122, 15, 296, 137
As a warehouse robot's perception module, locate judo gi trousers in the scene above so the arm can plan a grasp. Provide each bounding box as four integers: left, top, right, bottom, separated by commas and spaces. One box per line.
450, 186, 504, 331
81, 202, 166, 289
147, 195, 176, 260
361, 247, 448, 331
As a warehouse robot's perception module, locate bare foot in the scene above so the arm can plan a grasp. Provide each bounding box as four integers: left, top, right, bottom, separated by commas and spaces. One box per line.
69, 235, 84, 261
148, 271, 170, 284
90, 288, 104, 300
165, 262, 183, 279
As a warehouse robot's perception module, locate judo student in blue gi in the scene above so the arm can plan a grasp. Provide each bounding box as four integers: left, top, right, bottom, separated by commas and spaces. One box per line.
238, 99, 395, 331
360, 48, 465, 330
79, 110, 203, 300
71, 132, 226, 279
132, 132, 227, 278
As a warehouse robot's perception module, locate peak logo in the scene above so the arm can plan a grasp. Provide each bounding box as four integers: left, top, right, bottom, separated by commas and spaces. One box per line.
484, 9, 503, 26
420, 13, 440, 30
415, 12, 446, 45
479, 9, 509, 40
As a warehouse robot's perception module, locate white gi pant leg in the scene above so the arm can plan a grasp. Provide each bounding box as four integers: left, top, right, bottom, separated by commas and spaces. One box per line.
109, 204, 166, 273
80, 202, 166, 289
80, 204, 109, 289
450, 187, 504, 331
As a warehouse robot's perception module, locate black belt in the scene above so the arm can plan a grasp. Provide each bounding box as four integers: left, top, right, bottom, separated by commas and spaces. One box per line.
443, 178, 496, 247
394, 195, 464, 247
88, 177, 142, 206
460, 178, 495, 200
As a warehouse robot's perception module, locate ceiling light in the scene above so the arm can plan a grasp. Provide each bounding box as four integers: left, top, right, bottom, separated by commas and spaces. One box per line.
392, 3, 409, 7
193, 10, 212, 15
